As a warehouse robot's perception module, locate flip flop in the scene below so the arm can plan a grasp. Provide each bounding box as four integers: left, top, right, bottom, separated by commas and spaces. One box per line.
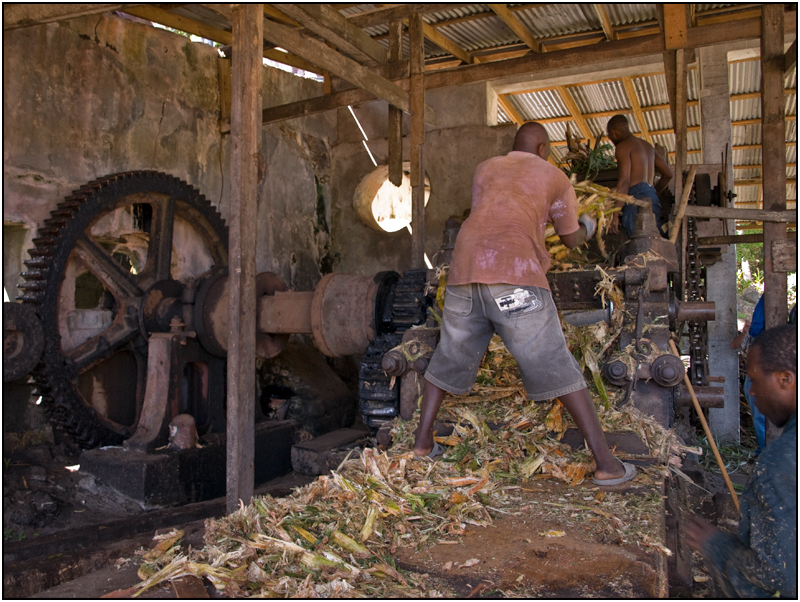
415, 441, 445, 460
592, 462, 636, 486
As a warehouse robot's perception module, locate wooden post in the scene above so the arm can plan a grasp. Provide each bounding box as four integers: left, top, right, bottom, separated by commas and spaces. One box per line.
761, 5, 787, 445
227, 3, 263, 514
387, 20, 403, 187
761, 4, 788, 329
409, 12, 426, 269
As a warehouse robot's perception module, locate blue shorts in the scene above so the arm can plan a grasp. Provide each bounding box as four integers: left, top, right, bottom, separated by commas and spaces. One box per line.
424, 283, 587, 401
621, 182, 664, 237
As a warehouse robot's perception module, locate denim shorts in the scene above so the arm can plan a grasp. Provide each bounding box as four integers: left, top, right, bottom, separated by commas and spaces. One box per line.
424, 283, 587, 401
621, 182, 664, 237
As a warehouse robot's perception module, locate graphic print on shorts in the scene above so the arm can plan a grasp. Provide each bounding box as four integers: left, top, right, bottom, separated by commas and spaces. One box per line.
493, 288, 542, 314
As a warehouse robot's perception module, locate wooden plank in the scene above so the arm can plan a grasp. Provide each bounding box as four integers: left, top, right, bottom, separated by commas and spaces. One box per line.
762, 4, 789, 333
3, 3, 138, 29
697, 231, 795, 245
555, 86, 592, 142
275, 4, 388, 65
262, 5, 301, 28
425, 34, 663, 90
409, 12, 426, 269
497, 94, 524, 125
683, 206, 795, 222
261, 17, 410, 112
218, 56, 232, 134
226, 3, 262, 514
488, 4, 543, 53
420, 20, 474, 64
388, 20, 404, 187
593, 4, 616, 41
736, 178, 797, 187
622, 76, 652, 143
772, 238, 797, 272
123, 5, 321, 74
786, 38, 798, 74
260, 78, 436, 126
663, 4, 689, 50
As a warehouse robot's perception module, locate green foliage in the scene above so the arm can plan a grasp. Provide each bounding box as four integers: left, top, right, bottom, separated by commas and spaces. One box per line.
562, 142, 618, 180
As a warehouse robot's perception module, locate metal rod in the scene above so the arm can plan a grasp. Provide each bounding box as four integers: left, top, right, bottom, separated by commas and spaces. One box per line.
668, 339, 740, 513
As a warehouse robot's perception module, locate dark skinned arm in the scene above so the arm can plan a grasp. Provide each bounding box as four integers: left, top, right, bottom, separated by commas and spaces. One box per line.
653, 152, 673, 193
608, 144, 631, 234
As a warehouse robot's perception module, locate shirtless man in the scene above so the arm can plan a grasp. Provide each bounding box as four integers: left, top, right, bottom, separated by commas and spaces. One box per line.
411, 122, 636, 487
606, 115, 673, 237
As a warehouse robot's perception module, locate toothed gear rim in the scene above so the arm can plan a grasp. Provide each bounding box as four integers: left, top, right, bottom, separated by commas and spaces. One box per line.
358, 269, 429, 429
20, 171, 228, 449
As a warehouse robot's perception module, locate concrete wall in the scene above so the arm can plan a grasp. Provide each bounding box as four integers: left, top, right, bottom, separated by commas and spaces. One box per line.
329, 82, 517, 275
3, 12, 336, 296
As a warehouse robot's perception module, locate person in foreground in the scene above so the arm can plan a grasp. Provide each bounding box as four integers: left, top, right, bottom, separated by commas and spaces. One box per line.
606, 114, 673, 237
412, 121, 635, 487
685, 324, 797, 598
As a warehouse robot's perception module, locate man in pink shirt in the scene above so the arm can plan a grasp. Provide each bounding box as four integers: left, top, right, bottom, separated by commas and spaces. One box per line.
412, 122, 635, 486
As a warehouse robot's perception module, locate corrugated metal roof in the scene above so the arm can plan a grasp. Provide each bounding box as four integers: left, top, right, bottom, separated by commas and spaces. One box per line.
731, 124, 762, 146
734, 185, 759, 203
570, 81, 630, 114
603, 4, 658, 27
634, 73, 670, 107
729, 60, 760, 95
730, 98, 761, 121
497, 103, 511, 124
508, 90, 568, 120
514, 4, 596, 39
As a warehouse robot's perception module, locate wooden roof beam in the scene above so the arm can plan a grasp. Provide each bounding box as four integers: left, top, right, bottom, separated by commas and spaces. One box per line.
555, 86, 593, 143
497, 95, 524, 125
346, 4, 473, 29
260, 17, 409, 112
123, 5, 321, 74
663, 4, 689, 50
488, 4, 543, 53
621, 76, 652, 143
417, 19, 474, 64
274, 4, 388, 66
736, 178, 797, 186
3, 3, 140, 29
593, 4, 616, 41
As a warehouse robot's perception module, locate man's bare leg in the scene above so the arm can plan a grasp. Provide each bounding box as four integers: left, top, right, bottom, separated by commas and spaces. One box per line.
558, 388, 626, 480
412, 380, 446, 457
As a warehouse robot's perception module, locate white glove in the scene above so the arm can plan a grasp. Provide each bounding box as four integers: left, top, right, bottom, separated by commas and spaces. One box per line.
578, 214, 597, 239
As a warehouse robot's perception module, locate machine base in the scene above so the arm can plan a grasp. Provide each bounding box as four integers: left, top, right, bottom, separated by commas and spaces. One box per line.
80, 420, 300, 508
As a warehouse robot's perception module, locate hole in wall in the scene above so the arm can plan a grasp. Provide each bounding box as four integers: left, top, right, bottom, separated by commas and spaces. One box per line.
353, 164, 431, 233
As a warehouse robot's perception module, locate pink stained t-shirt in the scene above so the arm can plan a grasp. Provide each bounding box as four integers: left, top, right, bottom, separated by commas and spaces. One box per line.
448, 151, 580, 290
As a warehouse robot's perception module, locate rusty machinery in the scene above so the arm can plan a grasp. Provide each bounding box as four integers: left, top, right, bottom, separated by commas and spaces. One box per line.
4, 170, 721, 454
4, 171, 427, 458
359, 204, 722, 430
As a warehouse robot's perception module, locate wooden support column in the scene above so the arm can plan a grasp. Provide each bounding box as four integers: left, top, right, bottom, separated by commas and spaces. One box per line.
388, 20, 403, 187
227, 4, 262, 514
409, 12, 426, 268
762, 4, 788, 330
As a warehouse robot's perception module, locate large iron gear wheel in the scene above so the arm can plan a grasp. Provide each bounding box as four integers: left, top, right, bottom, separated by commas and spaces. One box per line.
19, 171, 228, 448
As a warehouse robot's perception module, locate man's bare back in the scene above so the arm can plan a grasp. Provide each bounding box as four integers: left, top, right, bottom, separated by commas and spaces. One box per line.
606, 114, 672, 235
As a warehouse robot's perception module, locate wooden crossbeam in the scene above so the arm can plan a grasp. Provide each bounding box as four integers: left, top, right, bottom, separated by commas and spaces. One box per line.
736, 178, 797, 186
621, 76, 652, 143
274, 4, 387, 65
3, 3, 138, 29
683, 206, 796, 222
488, 4, 543, 53
418, 20, 474, 64
123, 5, 321, 75
593, 4, 616, 41
497, 95, 524, 125
733, 162, 797, 170
555, 86, 593, 143
663, 4, 689, 50
261, 17, 409, 112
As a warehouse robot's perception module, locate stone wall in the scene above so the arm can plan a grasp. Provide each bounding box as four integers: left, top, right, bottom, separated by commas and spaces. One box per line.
329, 82, 517, 275
3, 12, 336, 295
